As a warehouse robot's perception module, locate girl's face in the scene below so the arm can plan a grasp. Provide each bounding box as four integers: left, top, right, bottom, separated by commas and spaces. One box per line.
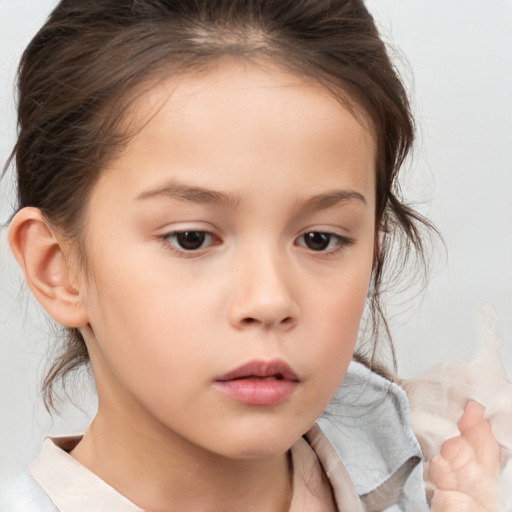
78, 60, 376, 459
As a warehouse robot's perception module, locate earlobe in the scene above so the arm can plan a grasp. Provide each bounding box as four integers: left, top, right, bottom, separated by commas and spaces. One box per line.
8, 207, 89, 327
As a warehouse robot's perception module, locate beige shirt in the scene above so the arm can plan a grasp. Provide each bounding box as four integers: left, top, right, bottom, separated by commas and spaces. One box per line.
29, 424, 364, 512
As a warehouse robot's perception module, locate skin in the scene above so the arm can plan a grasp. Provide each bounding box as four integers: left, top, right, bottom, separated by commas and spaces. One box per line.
11, 60, 377, 511
430, 402, 501, 512
9, 59, 500, 511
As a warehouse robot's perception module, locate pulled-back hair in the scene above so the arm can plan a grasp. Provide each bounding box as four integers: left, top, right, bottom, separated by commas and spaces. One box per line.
5, 0, 433, 408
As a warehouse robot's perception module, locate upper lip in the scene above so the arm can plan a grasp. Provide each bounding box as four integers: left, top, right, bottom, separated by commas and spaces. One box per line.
215, 359, 300, 382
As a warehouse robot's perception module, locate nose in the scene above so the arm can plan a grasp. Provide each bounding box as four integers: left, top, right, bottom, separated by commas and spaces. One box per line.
228, 248, 299, 331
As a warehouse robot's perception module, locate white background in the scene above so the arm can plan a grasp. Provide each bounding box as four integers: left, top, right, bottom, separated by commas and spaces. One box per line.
1, 0, 511, 481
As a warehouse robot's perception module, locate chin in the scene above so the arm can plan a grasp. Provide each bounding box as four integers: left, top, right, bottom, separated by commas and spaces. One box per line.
212, 419, 310, 460
223, 442, 293, 460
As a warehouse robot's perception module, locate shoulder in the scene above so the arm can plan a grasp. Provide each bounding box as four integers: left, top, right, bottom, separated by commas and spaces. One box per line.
0, 470, 57, 512
319, 360, 429, 511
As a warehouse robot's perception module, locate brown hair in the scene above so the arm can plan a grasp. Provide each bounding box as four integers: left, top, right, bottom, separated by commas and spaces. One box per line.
4, 0, 434, 408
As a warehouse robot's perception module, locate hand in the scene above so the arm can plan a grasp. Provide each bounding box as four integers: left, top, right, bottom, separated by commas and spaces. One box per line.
429, 401, 501, 512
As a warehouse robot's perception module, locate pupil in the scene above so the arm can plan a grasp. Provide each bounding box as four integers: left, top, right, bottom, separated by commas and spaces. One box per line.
305, 232, 330, 251
177, 231, 205, 250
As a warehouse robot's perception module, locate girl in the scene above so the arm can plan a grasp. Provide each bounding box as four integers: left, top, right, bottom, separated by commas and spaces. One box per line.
0, 0, 502, 510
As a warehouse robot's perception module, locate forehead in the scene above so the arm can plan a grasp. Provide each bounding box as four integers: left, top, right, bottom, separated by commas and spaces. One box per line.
124, 57, 375, 152
96, 58, 377, 207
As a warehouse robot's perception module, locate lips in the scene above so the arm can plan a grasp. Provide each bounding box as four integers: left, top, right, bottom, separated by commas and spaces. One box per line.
215, 359, 300, 382
213, 359, 300, 406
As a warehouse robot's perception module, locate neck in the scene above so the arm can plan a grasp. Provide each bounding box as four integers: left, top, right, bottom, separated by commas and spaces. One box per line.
72, 328, 292, 512
72, 412, 292, 512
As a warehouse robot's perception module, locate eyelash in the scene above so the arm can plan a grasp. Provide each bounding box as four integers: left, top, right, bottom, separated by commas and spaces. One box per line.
295, 232, 354, 256
159, 230, 220, 255
158, 230, 354, 257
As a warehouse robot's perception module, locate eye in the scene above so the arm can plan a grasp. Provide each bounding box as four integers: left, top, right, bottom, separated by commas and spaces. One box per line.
166, 230, 216, 251
296, 231, 351, 252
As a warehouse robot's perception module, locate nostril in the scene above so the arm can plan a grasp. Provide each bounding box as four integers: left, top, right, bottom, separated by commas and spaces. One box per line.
240, 316, 293, 327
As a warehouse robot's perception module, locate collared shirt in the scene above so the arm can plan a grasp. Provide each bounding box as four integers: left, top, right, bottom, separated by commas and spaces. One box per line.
0, 362, 428, 511
26, 425, 363, 512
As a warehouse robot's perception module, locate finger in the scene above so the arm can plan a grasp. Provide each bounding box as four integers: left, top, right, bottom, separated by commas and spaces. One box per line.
438, 435, 474, 473
458, 400, 485, 432
460, 423, 500, 475
430, 441, 500, 510
430, 454, 458, 491
431, 436, 485, 492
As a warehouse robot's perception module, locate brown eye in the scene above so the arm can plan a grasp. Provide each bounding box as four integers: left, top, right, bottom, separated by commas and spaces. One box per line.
296, 231, 352, 253
303, 232, 333, 251
173, 231, 208, 250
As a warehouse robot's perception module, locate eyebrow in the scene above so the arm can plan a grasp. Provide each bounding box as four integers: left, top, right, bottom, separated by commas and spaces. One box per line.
298, 190, 367, 211
137, 182, 240, 208
137, 181, 366, 210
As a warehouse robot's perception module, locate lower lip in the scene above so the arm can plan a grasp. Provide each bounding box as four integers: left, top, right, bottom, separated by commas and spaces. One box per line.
213, 379, 299, 406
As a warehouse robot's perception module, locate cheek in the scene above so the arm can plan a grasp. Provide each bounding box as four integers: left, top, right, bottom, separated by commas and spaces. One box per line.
304, 262, 372, 382
330, 254, 373, 339
81, 250, 223, 379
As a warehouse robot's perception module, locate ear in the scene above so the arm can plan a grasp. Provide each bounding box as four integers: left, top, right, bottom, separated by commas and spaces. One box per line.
8, 207, 89, 327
